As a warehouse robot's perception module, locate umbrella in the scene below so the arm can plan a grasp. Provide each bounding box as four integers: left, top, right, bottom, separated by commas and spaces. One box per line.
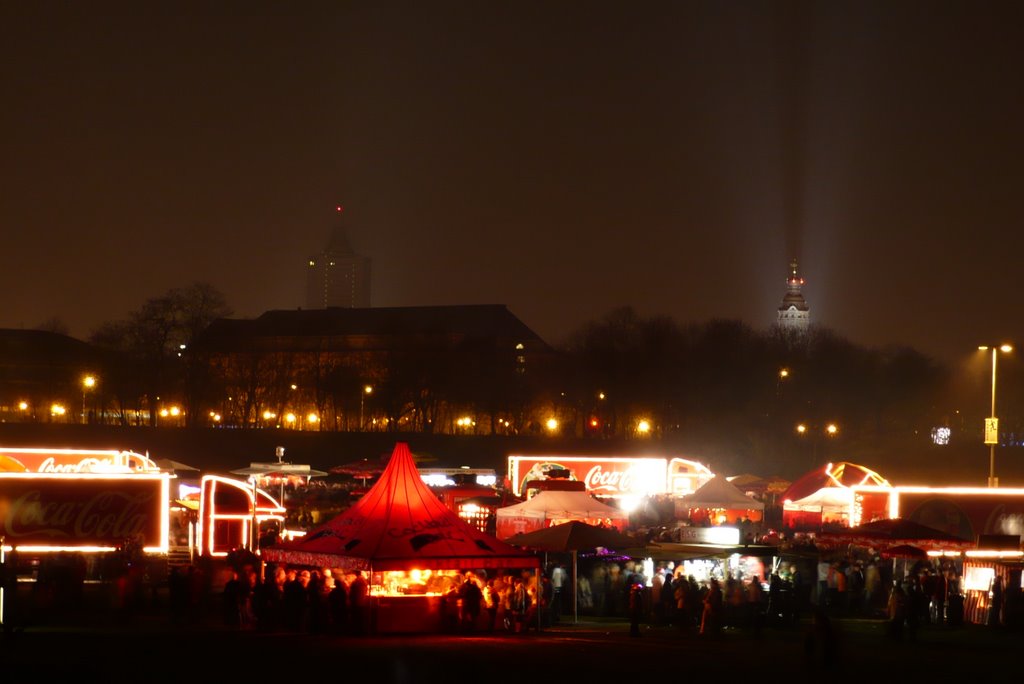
155, 458, 200, 473
329, 457, 387, 486
879, 543, 932, 581
505, 520, 639, 552
230, 462, 328, 505
505, 521, 641, 623
881, 544, 929, 560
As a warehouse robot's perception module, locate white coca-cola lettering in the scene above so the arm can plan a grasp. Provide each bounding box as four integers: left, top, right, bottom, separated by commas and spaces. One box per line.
4, 489, 152, 539
584, 465, 636, 494
38, 456, 115, 473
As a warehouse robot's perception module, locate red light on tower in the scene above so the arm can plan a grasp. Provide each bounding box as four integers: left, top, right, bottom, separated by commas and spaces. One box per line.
336, 204, 344, 214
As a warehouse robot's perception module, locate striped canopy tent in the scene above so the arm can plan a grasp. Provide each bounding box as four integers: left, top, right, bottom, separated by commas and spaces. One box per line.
262, 442, 537, 572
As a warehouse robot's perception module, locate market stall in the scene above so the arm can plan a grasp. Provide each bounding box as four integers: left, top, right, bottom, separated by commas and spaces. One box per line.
678, 475, 764, 525
494, 489, 629, 540
781, 461, 892, 530
262, 442, 539, 633
960, 557, 1022, 625
505, 520, 642, 623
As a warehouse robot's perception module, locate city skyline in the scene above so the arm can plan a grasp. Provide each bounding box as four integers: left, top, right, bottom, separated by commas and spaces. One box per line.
3, 3, 1023, 365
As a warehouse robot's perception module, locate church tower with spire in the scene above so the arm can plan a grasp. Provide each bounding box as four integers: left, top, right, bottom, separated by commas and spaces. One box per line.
777, 259, 810, 333
305, 206, 372, 309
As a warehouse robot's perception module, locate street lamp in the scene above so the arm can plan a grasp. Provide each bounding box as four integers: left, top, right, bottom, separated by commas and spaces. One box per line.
979, 344, 1013, 487
776, 368, 790, 399
360, 385, 373, 430
796, 422, 839, 468
82, 375, 96, 425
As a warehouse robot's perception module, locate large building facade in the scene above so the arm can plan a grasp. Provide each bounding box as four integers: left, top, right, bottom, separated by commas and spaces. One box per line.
190, 305, 554, 434
305, 215, 371, 309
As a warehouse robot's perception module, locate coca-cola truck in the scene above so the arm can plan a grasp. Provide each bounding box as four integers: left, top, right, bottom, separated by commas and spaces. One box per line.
506, 454, 715, 499
0, 448, 170, 553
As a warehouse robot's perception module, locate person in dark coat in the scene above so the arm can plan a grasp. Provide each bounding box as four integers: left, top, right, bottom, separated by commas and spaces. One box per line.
329, 573, 349, 634
989, 576, 1004, 628
221, 569, 242, 628
628, 581, 644, 637
459, 572, 484, 632
283, 568, 311, 632
348, 570, 369, 635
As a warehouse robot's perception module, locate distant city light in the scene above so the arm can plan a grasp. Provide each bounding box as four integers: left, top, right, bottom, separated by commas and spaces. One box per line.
931, 427, 951, 446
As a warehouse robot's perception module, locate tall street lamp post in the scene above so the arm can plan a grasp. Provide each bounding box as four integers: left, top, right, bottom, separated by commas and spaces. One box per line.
82, 375, 96, 425
979, 344, 1013, 487
359, 385, 373, 431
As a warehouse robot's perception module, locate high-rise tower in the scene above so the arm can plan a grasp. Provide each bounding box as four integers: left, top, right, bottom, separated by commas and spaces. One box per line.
777, 259, 810, 333
305, 208, 371, 309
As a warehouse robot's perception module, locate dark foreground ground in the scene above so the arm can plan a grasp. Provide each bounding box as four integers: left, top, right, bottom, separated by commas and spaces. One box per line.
1, 604, 1019, 683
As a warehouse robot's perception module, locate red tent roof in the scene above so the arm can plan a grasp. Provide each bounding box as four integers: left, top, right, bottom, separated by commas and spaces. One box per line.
262, 442, 538, 571
781, 461, 891, 502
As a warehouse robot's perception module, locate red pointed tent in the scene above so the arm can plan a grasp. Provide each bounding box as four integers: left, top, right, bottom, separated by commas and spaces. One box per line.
262, 442, 538, 572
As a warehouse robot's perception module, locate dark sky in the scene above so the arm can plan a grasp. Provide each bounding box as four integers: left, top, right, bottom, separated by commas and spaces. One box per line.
3, 2, 1023, 366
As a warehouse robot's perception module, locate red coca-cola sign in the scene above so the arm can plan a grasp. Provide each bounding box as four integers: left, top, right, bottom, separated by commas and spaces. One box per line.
0, 448, 156, 474
0, 475, 165, 548
507, 455, 668, 498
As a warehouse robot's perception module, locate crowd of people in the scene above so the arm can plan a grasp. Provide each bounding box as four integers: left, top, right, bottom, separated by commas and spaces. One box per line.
214, 559, 558, 636
217, 562, 371, 635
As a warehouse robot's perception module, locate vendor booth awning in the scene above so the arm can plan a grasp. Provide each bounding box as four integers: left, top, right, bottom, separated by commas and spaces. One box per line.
262, 442, 537, 571
642, 542, 781, 562
815, 517, 975, 552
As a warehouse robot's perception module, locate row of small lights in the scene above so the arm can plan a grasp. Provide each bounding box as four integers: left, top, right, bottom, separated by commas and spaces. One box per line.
27, 377, 809, 436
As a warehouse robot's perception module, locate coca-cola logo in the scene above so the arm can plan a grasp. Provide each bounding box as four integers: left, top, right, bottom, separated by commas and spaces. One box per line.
3, 489, 153, 540
37, 456, 117, 474
584, 465, 638, 494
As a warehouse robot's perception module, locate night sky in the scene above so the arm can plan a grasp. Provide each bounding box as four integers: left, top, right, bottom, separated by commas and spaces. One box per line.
3, 2, 1023, 366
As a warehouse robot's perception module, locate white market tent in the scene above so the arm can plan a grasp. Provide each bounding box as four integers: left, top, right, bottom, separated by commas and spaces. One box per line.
782, 487, 855, 526
678, 475, 765, 524
494, 490, 629, 540
681, 475, 765, 511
